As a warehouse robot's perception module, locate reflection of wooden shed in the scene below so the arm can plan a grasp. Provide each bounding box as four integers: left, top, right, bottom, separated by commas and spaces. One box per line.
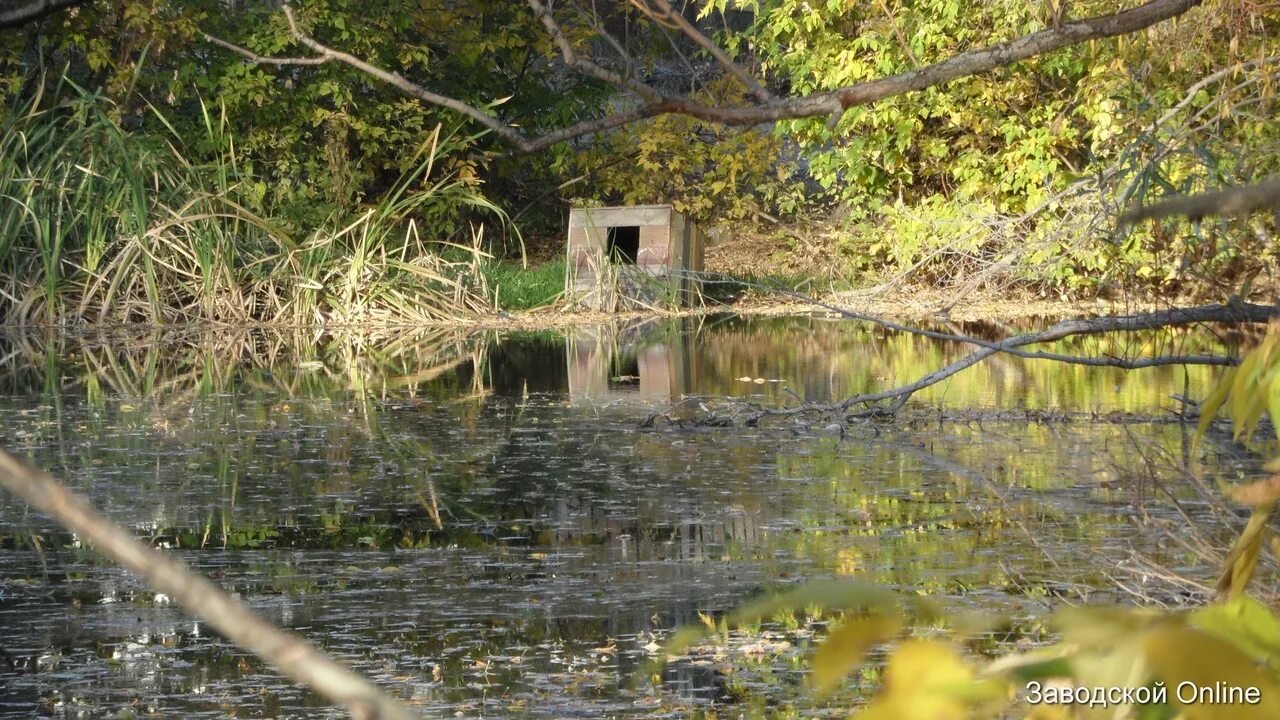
566, 322, 699, 403
566, 205, 703, 309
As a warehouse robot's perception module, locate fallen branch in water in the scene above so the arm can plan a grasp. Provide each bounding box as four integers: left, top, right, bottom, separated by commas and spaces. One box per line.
717, 299, 1273, 422
691, 272, 1246, 370
0, 448, 419, 720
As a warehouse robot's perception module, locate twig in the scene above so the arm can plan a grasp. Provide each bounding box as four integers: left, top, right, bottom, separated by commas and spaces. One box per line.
640, 0, 773, 101
204, 8, 533, 150
0, 448, 419, 720
526, 0, 665, 103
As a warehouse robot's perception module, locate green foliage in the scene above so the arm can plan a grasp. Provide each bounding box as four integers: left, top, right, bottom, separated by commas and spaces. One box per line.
0, 0, 604, 257
835, 195, 997, 283
2, 0, 1276, 302
569, 77, 808, 225
703, 0, 1280, 296
484, 259, 565, 311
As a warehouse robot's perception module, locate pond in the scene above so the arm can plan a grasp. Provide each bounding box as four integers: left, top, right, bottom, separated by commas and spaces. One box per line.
0, 315, 1262, 718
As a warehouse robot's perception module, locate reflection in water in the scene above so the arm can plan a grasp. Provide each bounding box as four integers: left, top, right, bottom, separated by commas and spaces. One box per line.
0, 316, 1257, 718
567, 322, 699, 403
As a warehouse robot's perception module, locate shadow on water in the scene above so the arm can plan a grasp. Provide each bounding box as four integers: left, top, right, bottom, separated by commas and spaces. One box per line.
0, 316, 1262, 717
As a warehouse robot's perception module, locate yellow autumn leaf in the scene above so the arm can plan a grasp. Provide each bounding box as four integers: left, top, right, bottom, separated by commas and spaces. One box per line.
854, 640, 1000, 720
1189, 595, 1280, 669
1143, 626, 1280, 720
1195, 365, 1235, 448
1216, 506, 1271, 600
811, 613, 900, 696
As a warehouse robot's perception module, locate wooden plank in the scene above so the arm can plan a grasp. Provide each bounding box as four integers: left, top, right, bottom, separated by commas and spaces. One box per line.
569, 206, 672, 228
637, 225, 670, 266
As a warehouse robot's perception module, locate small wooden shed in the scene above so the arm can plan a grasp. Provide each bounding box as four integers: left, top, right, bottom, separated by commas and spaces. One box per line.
565, 205, 704, 309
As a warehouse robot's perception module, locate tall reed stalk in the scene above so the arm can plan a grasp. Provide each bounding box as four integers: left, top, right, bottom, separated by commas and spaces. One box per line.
0, 77, 509, 326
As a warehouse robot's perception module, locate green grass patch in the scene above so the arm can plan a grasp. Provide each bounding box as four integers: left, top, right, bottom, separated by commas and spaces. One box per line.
484, 259, 565, 311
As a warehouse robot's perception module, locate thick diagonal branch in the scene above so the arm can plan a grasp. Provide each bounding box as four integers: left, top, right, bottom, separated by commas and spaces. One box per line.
0, 448, 419, 720
1120, 177, 1280, 224
203, 0, 1202, 152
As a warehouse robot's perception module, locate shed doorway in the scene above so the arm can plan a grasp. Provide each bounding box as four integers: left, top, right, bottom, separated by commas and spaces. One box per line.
606, 226, 640, 264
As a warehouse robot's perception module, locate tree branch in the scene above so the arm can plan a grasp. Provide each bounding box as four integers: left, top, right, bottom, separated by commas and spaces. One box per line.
202, 32, 328, 66
525, 0, 665, 102
202, 0, 1203, 152
0, 0, 84, 29
1120, 177, 1280, 224
696, 272, 1243, 370
639, 0, 773, 102
0, 448, 420, 720
204, 7, 535, 150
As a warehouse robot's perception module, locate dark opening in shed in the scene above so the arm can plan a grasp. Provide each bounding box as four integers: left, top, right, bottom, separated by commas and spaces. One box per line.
607, 226, 640, 264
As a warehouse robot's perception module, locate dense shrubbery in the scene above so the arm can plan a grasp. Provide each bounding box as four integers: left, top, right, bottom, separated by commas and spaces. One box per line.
705, 0, 1280, 295
1, 0, 1277, 316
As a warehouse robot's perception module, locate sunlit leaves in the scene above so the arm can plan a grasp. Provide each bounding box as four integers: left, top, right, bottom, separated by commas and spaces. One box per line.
1189, 596, 1280, 671
1215, 508, 1270, 601
854, 640, 1001, 720
811, 613, 901, 695
1192, 326, 1280, 599
574, 77, 806, 224
665, 579, 1280, 719
1143, 627, 1280, 720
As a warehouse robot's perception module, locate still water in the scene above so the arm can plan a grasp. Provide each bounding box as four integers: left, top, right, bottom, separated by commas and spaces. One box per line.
0, 315, 1260, 718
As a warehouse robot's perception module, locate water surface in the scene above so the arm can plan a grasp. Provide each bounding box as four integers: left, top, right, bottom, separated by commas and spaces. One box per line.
0, 315, 1259, 718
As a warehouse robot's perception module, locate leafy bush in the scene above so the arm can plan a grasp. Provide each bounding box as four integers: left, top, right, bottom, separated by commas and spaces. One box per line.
567, 77, 810, 226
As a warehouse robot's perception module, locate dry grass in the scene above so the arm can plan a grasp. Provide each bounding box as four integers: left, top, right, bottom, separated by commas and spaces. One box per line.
0, 82, 506, 327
